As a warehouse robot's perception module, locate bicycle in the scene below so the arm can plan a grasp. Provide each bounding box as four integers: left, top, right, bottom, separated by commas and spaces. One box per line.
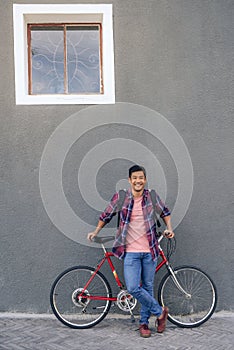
50, 234, 217, 329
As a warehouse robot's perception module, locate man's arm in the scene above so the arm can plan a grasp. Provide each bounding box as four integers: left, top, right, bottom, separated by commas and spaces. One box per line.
162, 215, 175, 239
87, 191, 119, 241
87, 220, 105, 241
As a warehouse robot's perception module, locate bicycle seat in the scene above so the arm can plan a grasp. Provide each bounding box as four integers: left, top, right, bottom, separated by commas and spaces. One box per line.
92, 236, 115, 244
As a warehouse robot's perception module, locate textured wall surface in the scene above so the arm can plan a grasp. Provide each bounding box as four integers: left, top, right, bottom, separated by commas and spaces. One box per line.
0, 0, 233, 313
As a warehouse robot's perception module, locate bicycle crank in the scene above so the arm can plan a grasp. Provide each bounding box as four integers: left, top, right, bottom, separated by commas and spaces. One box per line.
116, 290, 137, 312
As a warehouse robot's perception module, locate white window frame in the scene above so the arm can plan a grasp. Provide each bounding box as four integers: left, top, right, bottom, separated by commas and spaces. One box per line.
13, 4, 115, 105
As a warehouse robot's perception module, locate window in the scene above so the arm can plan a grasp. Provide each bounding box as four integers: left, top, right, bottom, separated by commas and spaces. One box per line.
28, 24, 103, 95
13, 4, 115, 104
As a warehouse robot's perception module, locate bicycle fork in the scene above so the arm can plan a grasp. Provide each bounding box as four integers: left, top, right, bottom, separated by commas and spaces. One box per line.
166, 264, 192, 298
158, 246, 191, 299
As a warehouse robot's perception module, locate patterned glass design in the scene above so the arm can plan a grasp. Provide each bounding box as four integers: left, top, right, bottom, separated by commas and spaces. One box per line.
30, 25, 101, 94
67, 26, 100, 93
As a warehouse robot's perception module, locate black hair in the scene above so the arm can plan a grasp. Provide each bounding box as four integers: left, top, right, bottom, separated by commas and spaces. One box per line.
128, 165, 146, 178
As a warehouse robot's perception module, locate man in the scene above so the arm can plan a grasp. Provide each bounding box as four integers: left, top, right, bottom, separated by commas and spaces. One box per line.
87, 165, 175, 337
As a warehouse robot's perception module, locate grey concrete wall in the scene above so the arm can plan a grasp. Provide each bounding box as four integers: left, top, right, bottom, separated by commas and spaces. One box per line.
0, 0, 233, 313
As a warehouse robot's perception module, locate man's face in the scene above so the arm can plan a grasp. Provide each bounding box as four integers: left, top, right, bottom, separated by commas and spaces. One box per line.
128, 171, 147, 194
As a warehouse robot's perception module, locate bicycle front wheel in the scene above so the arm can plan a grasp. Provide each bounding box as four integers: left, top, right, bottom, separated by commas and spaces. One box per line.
50, 266, 112, 329
158, 266, 217, 328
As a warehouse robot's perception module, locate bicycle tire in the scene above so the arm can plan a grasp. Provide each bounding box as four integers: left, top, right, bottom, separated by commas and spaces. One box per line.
50, 266, 112, 329
158, 266, 217, 328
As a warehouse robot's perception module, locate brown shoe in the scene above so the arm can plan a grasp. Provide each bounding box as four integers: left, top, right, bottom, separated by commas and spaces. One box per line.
139, 324, 151, 338
156, 307, 169, 333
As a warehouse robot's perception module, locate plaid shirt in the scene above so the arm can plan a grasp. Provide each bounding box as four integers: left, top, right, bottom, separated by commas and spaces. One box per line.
99, 188, 170, 260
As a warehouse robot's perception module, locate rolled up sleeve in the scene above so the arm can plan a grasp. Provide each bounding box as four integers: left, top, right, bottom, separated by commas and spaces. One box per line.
99, 192, 119, 224
155, 192, 171, 218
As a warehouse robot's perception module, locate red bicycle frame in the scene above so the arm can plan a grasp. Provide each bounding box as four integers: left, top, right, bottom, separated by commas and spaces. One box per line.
79, 247, 168, 302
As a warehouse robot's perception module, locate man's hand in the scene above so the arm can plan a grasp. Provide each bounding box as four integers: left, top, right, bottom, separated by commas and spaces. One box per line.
163, 229, 175, 239
87, 232, 98, 241
87, 221, 105, 241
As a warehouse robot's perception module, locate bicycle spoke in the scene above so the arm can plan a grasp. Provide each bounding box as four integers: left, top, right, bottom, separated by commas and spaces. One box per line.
50, 266, 112, 329
158, 266, 217, 327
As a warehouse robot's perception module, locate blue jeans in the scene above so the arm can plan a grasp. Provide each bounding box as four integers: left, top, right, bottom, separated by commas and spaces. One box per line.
124, 252, 163, 325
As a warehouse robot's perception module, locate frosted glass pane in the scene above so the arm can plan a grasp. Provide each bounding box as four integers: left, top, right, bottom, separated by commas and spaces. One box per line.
31, 27, 64, 94
66, 26, 100, 93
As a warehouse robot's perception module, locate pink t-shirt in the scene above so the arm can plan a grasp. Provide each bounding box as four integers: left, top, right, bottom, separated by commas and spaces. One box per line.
126, 196, 150, 253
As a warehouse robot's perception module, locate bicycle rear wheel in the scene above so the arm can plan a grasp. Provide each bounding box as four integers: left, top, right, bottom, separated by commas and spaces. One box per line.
158, 266, 217, 328
50, 266, 112, 329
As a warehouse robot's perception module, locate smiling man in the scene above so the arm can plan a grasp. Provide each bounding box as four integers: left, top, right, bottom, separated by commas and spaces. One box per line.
87, 165, 175, 337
